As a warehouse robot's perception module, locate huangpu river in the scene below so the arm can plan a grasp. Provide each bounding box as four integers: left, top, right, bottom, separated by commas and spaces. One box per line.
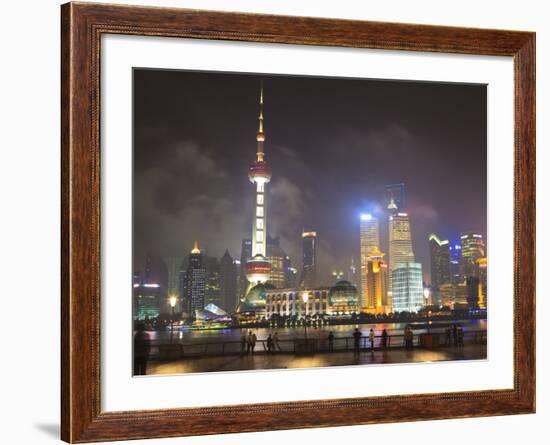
147, 319, 487, 345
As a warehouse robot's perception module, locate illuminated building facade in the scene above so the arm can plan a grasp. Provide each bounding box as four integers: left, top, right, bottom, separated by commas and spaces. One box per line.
267, 235, 291, 289
182, 241, 206, 314
265, 287, 331, 319
391, 262, 423, 313
429, 233, 451, 306
133, 283, 162, 320
460, 232, 485, 281
364, 248, 389, 314
440, 282, 469, 309
299, 231, 317, 288
359, 213, 380, 306
449, 242, 462, 284
476, 257, 488, 309
388, 211, 415, 294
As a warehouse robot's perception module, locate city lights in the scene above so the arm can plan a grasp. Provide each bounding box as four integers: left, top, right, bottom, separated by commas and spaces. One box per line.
132, 76, 488, 375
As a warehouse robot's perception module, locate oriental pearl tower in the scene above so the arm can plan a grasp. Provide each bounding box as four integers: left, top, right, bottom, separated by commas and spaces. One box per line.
238, 83, 274, 312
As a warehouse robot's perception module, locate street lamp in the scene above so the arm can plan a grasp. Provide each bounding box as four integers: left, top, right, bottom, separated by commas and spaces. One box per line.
169, 295, 177, 344
302, 292, 309, 342
423, 287, 431, 306
423, 287, 431, 333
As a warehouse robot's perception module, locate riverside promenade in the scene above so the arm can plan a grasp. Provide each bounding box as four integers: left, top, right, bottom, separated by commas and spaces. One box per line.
139, 329, 487, 375
146, 343, 486, 375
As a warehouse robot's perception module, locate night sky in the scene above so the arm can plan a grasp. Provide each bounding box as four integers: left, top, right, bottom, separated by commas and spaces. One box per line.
133, 69, 487, 284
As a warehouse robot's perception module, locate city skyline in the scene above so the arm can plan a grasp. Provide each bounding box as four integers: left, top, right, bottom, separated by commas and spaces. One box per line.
133, 69, 487, 285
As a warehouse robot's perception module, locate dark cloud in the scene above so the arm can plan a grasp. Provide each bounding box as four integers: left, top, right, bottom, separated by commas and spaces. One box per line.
133, 69, 487, 284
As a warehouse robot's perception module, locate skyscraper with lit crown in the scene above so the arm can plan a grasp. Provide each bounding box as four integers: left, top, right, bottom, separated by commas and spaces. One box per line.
364, 248, 389, 314
182, 241, 206, 315
460, 231, 485, 281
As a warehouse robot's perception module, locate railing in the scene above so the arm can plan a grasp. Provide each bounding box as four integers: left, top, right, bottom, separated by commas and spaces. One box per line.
145, 329, 487, 360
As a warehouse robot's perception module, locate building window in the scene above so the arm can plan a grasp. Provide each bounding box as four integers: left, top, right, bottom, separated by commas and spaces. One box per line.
256, 207, 264, 217
257, 194, 264, 205
256, 218, 264, 230
256, 230, 263, 242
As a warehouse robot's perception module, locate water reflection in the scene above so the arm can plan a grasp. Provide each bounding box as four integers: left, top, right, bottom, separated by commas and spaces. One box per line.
148, 319, 487, 345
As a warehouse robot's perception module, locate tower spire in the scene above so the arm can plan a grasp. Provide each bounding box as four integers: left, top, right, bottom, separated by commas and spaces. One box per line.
256, 81, 265, 161
191, 240, 201, 254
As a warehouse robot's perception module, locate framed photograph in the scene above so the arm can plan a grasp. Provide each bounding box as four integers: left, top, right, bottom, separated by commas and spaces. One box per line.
61, 2, 535, 442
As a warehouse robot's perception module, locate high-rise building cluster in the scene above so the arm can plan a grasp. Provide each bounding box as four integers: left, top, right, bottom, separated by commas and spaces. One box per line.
358, 184, 422, 315
429, 232, 487, 310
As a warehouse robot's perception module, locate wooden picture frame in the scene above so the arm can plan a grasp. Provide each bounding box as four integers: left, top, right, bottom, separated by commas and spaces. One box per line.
61, 2, 535, 442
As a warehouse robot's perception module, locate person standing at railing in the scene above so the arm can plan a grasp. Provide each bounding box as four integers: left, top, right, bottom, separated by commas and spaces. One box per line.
452, 324, 458, 347
381, 329, 388, 349
457, 325, 464, 347
267, 334, 274, 353
445, 326, 451, 346
369, 328, 375, 352
246, 331, 253, 354
133, 323, 151, 376
273, 331, 282, 352
353, 328, 362, 355
328, 331, 334, 352
404, 326, 414, 350
247, 331, 257, 354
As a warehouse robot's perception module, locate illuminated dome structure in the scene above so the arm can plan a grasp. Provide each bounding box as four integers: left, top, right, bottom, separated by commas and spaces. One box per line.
329, 280, 359, 315
237, 282, 276, 313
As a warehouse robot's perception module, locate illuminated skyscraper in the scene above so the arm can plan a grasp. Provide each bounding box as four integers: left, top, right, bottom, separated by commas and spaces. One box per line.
392, 262, 423, 313
182, 241, 206, 314
449, 241, 462, 284
460, 232, 485, 281
364, 248, 389, 314
359, 213, 380, 307
300, 231, 317, 288
429, 233, 451, 305
388, 211, 415, 295
267, 235, 291, 289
